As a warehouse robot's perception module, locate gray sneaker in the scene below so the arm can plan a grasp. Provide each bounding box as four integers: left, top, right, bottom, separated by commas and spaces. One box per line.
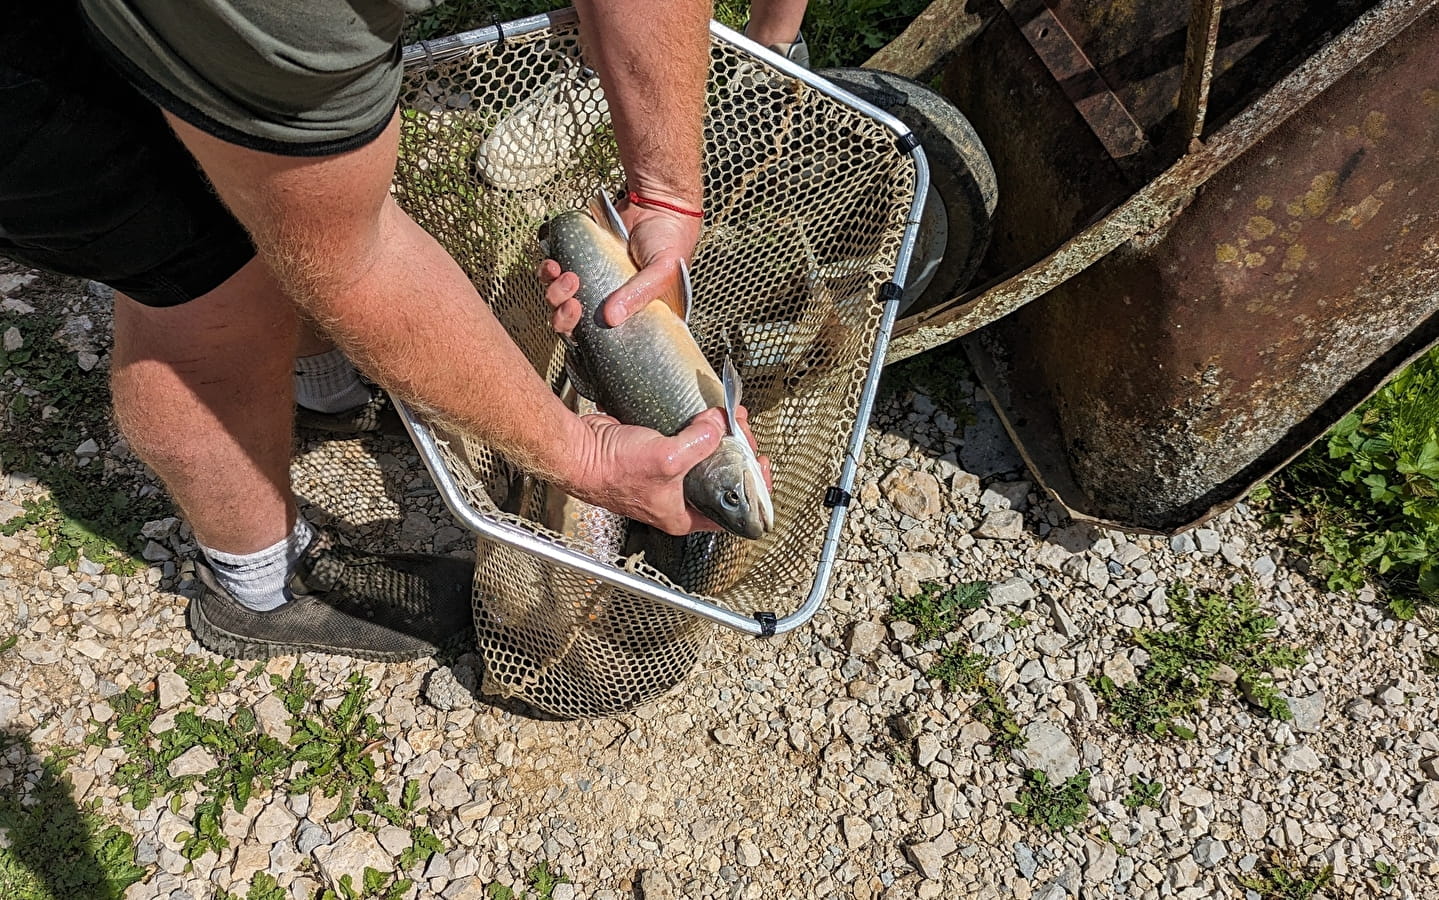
473, 65, 610, 191
295, 382, 405, 437
189, 530, 474, 661
758, 31, 810, 69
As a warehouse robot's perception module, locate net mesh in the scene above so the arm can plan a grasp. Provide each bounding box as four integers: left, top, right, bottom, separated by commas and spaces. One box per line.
394, 17, 915, 718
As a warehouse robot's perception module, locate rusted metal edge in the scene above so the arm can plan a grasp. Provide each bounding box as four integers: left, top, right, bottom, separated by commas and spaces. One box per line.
999, 0, 1150, 161
888, 0, 1438, 363
1176, 0, 1224, 152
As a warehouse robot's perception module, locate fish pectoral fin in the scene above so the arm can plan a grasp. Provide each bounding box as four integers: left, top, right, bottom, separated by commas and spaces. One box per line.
721, 357, 743, 436
590, 191, 631, 242
648, 262, 692, 321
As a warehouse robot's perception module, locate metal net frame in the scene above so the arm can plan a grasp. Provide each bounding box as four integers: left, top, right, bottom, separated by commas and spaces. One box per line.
393, 10, 926, 718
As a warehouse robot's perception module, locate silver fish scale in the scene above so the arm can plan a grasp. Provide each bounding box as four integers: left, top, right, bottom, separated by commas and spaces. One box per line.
394, 17, 914, 718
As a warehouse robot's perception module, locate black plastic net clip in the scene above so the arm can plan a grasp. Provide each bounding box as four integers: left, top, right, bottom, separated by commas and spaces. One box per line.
895, 131, 920, 154
878, 281, 904, 307
755, 611, 777, 637
490, 10, 507, 47
824, 486, 851, 508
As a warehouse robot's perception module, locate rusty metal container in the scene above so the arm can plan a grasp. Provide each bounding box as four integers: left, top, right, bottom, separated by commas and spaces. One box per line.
887, 0, 1439, 532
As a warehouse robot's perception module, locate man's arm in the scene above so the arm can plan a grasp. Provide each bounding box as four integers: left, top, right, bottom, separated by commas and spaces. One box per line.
164, 111, 725, 534
573, 0, 712, 325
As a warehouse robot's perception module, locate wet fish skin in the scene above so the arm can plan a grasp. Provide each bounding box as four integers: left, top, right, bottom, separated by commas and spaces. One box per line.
539, 200, 773, 539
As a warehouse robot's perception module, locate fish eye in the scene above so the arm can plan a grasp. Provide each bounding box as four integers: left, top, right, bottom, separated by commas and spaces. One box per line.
722, 488, 741, 510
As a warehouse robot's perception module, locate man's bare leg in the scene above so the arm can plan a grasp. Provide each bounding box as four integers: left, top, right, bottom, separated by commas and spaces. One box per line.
745, 0, 808, 50
110, 256, 298, 555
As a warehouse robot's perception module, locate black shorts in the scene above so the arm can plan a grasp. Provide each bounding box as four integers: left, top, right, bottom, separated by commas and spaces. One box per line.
0, 7, 254, 308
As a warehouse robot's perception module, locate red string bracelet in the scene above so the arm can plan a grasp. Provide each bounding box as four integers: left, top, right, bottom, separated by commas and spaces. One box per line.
627, 190, 704, 219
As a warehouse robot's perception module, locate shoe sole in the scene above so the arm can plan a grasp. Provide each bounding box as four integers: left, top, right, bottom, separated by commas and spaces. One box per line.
188, 593, 437, 663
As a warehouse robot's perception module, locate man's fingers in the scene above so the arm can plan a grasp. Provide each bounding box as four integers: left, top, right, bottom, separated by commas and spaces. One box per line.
601, 265, 675, 327
537, 259, 563, 285
544, 270, 579, 308
665, 409, 724, 471
551, 300, 581, 337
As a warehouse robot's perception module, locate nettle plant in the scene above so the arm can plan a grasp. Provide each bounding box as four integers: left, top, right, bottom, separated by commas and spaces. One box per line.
1262, 347, 1439, 618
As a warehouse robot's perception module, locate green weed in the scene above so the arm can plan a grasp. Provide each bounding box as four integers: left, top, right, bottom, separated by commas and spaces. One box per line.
0, 745, 147, 900
926, 645, 1025, 752
878, 343, 977, 426
526, 860, 571, 900
0, 634, 17, 655
1371, 858, 1397, 891
160, 652, 239, 704
891, 580, 988, 644
1121, 775, 1165, 811
1240, 859, 1334, 899
1262, 346, 1439, 618
1008, 769, 1090, 832
88, 665, 445, 867
318, 868, 414, 900
218, 871, 286, 900
1091, 582, 1305, 739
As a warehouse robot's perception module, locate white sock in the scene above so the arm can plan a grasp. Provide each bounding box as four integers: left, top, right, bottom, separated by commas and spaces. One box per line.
201, 518, 316, 612
294, 349, 372, 414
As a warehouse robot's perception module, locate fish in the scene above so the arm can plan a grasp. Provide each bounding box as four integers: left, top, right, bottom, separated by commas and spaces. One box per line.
538, 193, 774, 539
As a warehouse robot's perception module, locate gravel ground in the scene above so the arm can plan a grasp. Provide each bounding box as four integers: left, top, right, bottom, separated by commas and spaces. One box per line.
2, 269, 1438, 900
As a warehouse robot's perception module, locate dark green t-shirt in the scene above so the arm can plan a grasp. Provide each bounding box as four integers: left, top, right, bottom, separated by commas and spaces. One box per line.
79, 0, 442, 155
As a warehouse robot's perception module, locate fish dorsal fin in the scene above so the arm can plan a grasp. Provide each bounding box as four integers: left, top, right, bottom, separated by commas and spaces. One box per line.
721, 357, 742, 436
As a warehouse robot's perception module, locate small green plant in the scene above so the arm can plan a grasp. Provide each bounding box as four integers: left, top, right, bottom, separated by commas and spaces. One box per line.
926, 646, 1025, 752
891, 580, 988, 643
526, 861, 571, 900
161, 651, 239, 703
1262, 346, 1439, 618
1371, 858, 1396, 891
877, 342, 978, 425
485, 884, 516, 900
1240, 859, 1334, 899
1008, 769, 1090, 831
1092, 582, 1305, 739
1121, 775, 1165, 811
218, 871, 286, 900
399, 826, 445, 872
0, 634, 17, 655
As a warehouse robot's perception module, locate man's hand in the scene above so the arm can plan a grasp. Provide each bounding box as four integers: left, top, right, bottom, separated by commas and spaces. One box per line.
540, 197, 701, 336
563, 407, 729, 535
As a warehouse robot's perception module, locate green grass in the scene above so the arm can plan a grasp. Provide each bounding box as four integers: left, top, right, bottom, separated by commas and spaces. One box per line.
1260, 345, 1439, 618
405, 1, 924, 70
1240, 859, 1335, 899
926, 646, 1025, 752
0, 739, 147, 900
0, 311, 171, 574
1091, 582, 1304, 739
890, 580, 988, 644
1008, 769, 1090, 832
